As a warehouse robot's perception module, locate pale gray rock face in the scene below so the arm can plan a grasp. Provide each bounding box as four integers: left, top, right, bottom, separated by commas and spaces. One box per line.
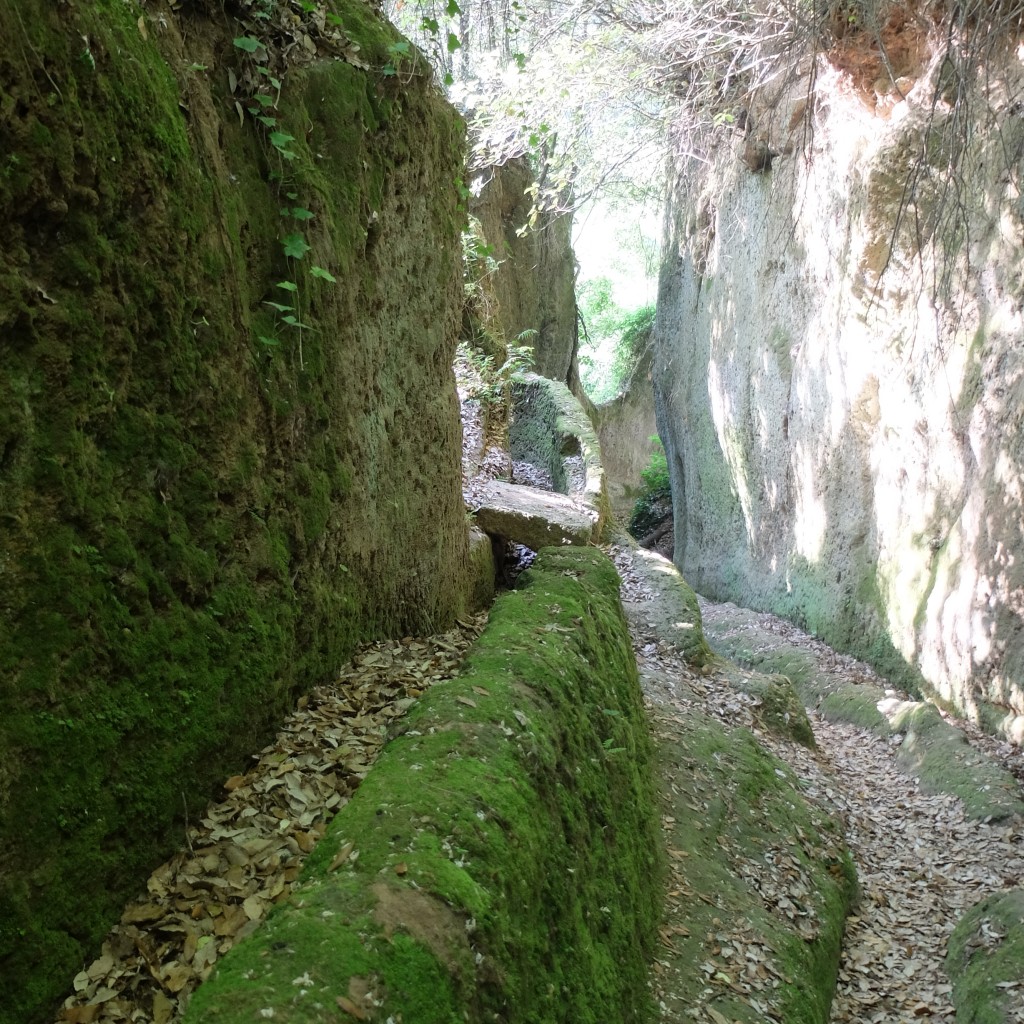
654, 63, 1024, 743
596, 343, 659, 517
472, 480, 597, 550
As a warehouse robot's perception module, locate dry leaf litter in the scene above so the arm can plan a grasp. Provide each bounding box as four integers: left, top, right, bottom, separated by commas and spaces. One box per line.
612, 545, 1024, 1024
55, 615, 485, 1024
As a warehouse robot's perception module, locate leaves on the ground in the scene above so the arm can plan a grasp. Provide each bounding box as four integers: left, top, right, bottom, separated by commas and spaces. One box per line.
610, 543, 1024, 1024
56, 616, 485, 1023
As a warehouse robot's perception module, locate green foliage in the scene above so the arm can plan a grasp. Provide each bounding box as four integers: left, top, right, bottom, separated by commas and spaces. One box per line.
230, 61, 344, 370
455, 339, 534, 410
461, 214, 499, 295
382, 39, 413, 77
628, 438, 672, 539
578, 276, 654, 403
640, 437, 669, 491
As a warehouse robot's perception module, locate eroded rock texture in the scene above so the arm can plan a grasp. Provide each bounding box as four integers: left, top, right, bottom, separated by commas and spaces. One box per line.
655, 59, 1024, 743
0, 2, 472, 1018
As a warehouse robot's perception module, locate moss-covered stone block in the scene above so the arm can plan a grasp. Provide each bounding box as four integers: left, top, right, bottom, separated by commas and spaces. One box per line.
654, 711, 856, 1023
510, 373, 610, 537
183, 547, 660, 1023
719, 667, 817, 747
947, 889, 1024, 1024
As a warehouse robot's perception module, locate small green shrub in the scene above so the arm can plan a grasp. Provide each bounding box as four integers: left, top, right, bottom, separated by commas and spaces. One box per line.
628, 437, 672, 539
455, 339, 534, 411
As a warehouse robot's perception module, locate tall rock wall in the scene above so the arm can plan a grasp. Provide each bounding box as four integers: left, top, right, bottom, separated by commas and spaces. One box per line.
470, 157, 582, 384
0, 2, 471, 1019
597, 341, 660, 517
655, 53, 1024, 742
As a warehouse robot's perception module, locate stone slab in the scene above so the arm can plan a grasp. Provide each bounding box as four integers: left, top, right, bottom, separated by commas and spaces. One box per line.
472, 479, 596, 550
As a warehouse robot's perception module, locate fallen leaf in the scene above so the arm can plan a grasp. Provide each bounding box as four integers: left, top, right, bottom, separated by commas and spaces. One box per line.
152, 991, 174, 1024
336, 995, 369, 1020
329, 841, 355, 872
242, 896, 265, 921
60, 1007, 100, 1023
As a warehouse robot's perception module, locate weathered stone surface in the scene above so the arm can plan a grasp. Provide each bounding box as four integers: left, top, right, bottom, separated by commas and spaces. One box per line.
947, 889, 1024, 1024
510, 372, 609, 537
470, 158, 581, 385
466, 526, 497, 611
654, 57, 1024, 742
596, 342, 660, 516
472, 479, 596, 549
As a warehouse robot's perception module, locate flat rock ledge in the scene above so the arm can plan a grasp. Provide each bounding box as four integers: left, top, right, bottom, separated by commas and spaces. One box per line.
471, 479, 597, 549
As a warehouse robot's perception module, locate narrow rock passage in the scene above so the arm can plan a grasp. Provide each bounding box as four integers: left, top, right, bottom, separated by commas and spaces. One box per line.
616, 548, 1024, 1024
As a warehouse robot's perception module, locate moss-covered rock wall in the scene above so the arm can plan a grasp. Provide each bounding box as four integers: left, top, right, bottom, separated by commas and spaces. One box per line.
183, 547, 660, 1023
0, 3, 472, 1020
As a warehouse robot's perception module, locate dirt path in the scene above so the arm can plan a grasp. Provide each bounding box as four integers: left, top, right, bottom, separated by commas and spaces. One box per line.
616, 547, 1024, 1023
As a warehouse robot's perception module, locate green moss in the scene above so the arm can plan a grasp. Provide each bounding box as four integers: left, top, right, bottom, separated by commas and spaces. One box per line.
819, 690, 891, 733
509, 372, 609, 536
510, 374, 571, 491
889, 704, 1024, 821
775, 554, 927, 698
655, 713, 855, 1024
624, 548, 712, 667
947, 890, 1024, 1024
185, 548, 660, 1023
702, 608, 1024, 820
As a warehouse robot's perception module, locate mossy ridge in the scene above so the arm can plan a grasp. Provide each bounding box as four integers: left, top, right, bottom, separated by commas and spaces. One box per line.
701, 608, 1024, 820
656, 712, 855, 1023
946, 889, 1024, 1024
185, 547, 661, 1023
0, 1, 469, 1020
889, 704, 1024, 822
620, 547, 713, 668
